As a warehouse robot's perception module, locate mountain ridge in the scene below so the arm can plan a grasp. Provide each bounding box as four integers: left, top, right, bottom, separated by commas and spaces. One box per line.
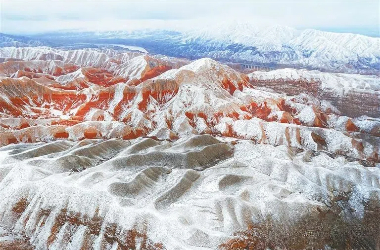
0, 47, 378, 165
2, 22, 379, 74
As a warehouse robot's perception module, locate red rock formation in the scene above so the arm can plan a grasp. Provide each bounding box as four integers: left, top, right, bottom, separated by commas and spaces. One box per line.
82, 67, 126, 87
346, 119, 359, 132
0, 50, 378, 164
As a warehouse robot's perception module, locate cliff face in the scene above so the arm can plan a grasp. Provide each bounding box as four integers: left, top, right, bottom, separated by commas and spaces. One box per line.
0, 47, 379, 249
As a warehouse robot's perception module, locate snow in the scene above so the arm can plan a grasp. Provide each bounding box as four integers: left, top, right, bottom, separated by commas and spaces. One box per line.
95, 44, 148, 53
353, 116, 380, 132
0, 47, 143, 70
111, 45, 147, 53
249, 68, 380, 95
232, 119, 262, 140
297, 106, 316, 125
2, 21, 380, 73
114, 55, 147, 79
108, 82, 126, 113
0, 137, 378, 249
126, 20, 380, 72
55, 68, 85, 85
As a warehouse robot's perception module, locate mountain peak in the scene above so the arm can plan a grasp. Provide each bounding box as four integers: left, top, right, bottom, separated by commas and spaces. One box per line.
182, 58, 220, 71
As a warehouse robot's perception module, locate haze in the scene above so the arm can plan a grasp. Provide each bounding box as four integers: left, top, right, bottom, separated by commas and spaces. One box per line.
1, 0, 379, 36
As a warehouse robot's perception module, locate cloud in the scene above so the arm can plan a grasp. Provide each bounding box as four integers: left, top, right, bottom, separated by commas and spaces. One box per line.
1, 0, 379, 36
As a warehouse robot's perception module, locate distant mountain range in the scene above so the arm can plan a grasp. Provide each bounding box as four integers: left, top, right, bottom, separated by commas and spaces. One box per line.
1, 22, 380, 74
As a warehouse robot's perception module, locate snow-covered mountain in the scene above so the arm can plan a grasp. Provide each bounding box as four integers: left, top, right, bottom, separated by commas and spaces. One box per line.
0, 46, 379, 249
0, 46, 378, 159
0, 33, 44, 48
14, 21, 380, 74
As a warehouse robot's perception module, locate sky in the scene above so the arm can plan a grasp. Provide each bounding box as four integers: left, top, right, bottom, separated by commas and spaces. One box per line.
1, 0, 379, 36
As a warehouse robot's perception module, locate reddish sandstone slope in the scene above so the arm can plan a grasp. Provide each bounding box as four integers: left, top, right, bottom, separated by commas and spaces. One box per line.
0, 47, 379, 165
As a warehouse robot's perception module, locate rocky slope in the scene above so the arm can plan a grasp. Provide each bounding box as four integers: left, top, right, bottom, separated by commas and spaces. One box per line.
0, 46, 379, 249
0, 47, 378, 164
